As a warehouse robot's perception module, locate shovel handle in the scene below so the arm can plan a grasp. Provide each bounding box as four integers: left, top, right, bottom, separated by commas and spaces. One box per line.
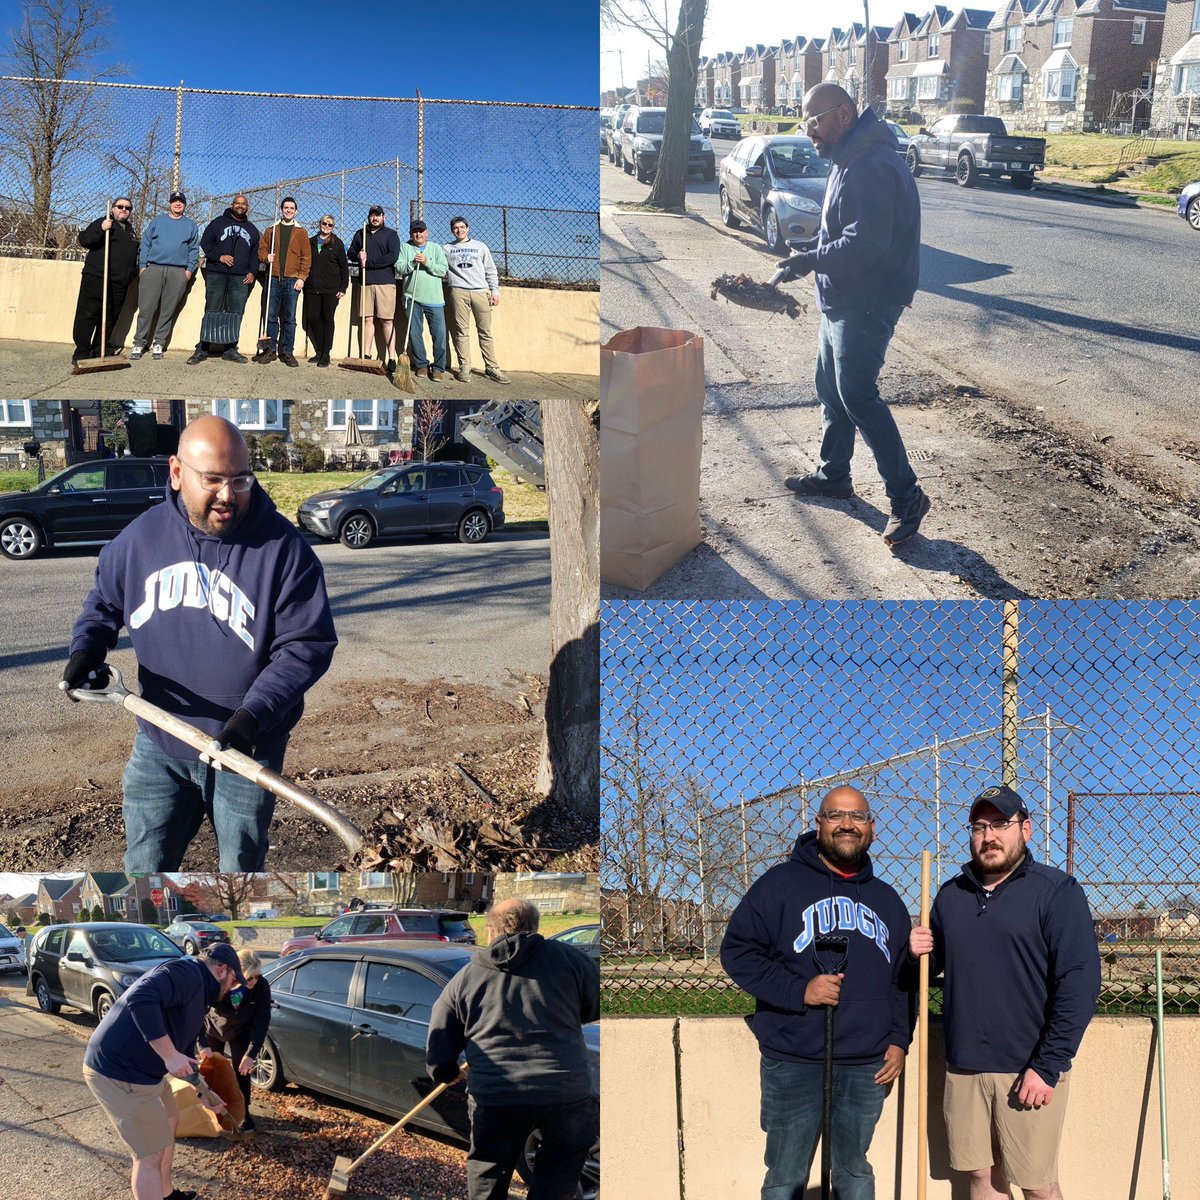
917, 850, 931, 1200
347, 1073, 461, 1174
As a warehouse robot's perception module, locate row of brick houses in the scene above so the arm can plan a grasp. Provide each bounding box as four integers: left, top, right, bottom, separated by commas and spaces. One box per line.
604, 0, 1200, 136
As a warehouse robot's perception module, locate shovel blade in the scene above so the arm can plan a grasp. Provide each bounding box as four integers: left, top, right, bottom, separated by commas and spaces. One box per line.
327, 1155, 355, 1194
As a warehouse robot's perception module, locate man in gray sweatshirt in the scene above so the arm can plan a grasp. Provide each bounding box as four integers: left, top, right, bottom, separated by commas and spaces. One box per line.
131, 192, 200, 360
444, 216, 509, 384
427, 898, 599, 1200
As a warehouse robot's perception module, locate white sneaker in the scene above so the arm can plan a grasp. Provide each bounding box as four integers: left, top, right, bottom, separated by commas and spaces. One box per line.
128, 345, 145, 360
151, 343, 164, 360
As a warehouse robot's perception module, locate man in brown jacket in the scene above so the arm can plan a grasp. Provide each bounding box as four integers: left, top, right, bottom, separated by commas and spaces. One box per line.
255, 196, 311, 367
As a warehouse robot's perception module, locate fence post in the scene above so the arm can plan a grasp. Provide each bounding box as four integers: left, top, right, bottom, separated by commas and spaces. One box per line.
395, 157, 401, 228
173, 80, 185, 191
1001, 600, 1019, 786
416, 90, 424, 220
1044, 704, 1053, 862
340, 169, 345, 234
696, 809, 708, 964
502, 206, 509, 278
1065, 789, 1076, 875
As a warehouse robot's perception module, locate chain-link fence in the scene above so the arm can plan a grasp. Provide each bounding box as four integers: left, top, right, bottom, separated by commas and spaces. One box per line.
600, 601, 1200, 1014
0, 78, 598, 287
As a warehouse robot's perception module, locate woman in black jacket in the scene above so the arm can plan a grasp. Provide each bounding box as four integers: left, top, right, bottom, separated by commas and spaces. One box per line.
304, 214, 350, 367
201, 948, 272, 1131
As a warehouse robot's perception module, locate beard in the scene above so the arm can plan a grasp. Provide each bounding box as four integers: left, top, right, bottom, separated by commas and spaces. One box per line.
183, 493, 246, 537
972, 836, 1027, 878
818, 826, 869, 869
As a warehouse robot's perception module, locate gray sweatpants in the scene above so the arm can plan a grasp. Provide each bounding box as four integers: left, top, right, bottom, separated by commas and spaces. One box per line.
133, 263, 190, 349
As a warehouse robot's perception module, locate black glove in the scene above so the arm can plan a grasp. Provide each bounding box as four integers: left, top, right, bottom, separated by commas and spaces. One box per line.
217, 708, 259, 755
774, 251, 813, 283
62, 649, 110, 699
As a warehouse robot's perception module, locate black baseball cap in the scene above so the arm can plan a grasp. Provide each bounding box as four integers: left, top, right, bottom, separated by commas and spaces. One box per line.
369, 204, 385, 216
409, 219, 427, 233
969, 784, 1028, 822
205, 942, 248, 986
169, 191, 187, 204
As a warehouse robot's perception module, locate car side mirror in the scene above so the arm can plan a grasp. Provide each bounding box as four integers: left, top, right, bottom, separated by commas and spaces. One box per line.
919, 127, 929, 136
66, 951, 90, 964
48, 486, 61, 494
746, 164, 765, 177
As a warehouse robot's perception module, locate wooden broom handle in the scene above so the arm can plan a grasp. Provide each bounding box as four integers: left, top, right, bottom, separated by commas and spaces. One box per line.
101, 199, 111, 349
918, 850, 931, 1200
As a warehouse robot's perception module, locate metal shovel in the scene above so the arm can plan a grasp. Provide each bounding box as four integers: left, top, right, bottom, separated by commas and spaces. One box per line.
60, 664, 366, 857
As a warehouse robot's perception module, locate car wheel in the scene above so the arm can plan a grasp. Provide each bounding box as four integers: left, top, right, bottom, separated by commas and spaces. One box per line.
94, 990, 115, 1021
906, 148, 922, 178
763, 205, 785, 255
703, 162, 715, 182
0, 517, 43, 560
719, 187, 741, 228
183, 938, 198, 955
457, 509, 490, 544
1186, 197, 1200, 231
35, 979, 61, 1014
338, 513, 375, 549
518, 1129, 600, 1200
955, 154, 977, 187
252, 1038, 286, 1091
635, 161, 648, 184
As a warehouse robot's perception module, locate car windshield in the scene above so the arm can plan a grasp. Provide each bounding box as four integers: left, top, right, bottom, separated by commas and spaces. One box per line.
189, 922, 221, 932
344, 469, 395, 493
710, 110, 735, 120
636, 112, 666, 134
0, 925, 16, 939
437, 916, 473, 938
768, 144, 831, 179
89, 927, 182, 963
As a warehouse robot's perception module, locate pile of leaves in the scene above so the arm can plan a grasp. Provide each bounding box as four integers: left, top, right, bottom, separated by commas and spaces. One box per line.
710, 272, 806, 319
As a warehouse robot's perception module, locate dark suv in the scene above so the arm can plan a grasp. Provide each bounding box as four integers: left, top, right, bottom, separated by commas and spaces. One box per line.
297, 462, 505, 549
279, 909, 477, 957
616, 105, 716, 184
26, 922, 183, 1021
0, 457, 170, 560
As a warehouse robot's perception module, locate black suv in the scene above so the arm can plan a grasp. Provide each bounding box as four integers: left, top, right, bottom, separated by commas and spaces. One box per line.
616, 105, 716, 184
0, 457, 169, 560
297, 461, 505, 549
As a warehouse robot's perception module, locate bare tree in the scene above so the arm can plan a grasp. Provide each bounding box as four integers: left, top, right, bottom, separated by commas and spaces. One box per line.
388, 873, 420, 907
602, 0, 708, 211
183, 873, 258, 921
412, 398, 448, 462
106, 113, 174, 234
0, 0, 125, 255
536, 399, 599, 814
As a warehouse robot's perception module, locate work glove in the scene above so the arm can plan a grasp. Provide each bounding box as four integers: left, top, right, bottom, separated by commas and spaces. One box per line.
774, 250, 814, 283
216, 708, 259, 756
61, 649, 111, 699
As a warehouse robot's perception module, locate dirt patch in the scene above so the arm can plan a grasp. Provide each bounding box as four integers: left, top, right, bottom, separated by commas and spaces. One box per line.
0, 677, 597, 872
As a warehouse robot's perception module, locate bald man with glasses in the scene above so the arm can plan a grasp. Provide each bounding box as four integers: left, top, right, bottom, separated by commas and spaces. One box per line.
909, 785, 1100, 1200
62, 415, 337, 872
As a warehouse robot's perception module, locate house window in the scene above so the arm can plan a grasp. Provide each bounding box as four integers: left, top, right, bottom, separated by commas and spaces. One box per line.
849, 45, 857, 65
1131, 18, 1145, 44
793, 78, 804, 101
464, 872, 476, 884
1178, 62, 1200, 93
328, 398, 394, 430
889, 77, 910, 100
360, 872, 390, 888
1043, 68, 1077, 101
308, 872, 338, 890
1, 399, 30, 426
213, 398, 283, 430
1193, 0, 1200, 34
1053, 18, 1072, 47
928, 34, 940, 57
1004, 25, 1021, 53
917, 74, 941, 99
997, 74, 1023, 102
899, 40, 909, 61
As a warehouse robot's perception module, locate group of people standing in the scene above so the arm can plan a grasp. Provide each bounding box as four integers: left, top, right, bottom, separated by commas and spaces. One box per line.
71, 194, 511, 384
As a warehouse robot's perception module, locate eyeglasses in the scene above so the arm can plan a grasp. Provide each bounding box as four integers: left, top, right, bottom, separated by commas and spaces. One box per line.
803, 103, 843, 131
319, 221, 334, 228
817, 810, 872, 825
968, 817, 1024, 836
177, 457, 256, 494
113, 203, 131, 211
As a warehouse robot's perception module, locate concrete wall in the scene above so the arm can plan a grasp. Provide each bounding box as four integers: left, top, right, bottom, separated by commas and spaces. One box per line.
602, 1015, 1199, 1199
0, 257, 599, 376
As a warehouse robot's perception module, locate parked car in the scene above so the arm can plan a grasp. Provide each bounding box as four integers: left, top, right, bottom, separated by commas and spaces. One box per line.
0, 456, 170, 561
719, 134, 831, 252
279, 909, 477, 958
885, 121, 912, 155
1178, 179, 1200, 230
607, 102, 632, 163
600, 108, 613, 152
254, 943, 599, 1199
549, 923, 601, 962
0, 925, 25, 972
162, 918, 231, 955
615, 105, 716, 184
906, 113, 1045, 189
26, 922, 183, 1021
698, 107, 741, 139
297, 462, 504, 549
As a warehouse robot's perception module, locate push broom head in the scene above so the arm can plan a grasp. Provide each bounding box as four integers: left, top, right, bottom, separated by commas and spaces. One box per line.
71, 356, 131, 375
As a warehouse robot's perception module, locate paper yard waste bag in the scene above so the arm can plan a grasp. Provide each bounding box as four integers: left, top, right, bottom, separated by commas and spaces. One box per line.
601, 327, 704, 591
170, 1052, 246, 1137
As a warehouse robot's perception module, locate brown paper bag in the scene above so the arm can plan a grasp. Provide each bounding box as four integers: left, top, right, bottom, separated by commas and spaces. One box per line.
169, 1052, 246, 1137
600, 327, 704, 591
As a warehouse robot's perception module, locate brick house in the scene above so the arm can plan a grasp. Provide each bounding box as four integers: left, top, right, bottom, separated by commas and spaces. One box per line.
887, 13, 928, 111
696, 56, 715, 108
986, 0, 1166, 131
891, 8, 994, 118
1, 893, 38, 924
79, 872, 187, 923
1150, 0, 1200, 136
835, 23, 893, 110
298, 871, 493, 915
492, 872, 600, 913
776, 37, 827, 113
36, 876, 84, 922
737, 44, 777, 111
822, 27, 846, 84
711, 52, 742, 107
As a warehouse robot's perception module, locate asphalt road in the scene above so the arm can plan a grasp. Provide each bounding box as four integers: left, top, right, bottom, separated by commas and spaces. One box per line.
604, 140, 1200, 492
0, 529, 550, 787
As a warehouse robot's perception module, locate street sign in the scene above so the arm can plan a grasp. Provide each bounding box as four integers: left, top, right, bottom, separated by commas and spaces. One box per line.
150, 888, 163, 905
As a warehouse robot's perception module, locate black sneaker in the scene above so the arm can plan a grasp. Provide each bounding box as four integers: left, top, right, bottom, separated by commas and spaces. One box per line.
308, 355, 319, 364
883, 490, 931, 547
242, 1114, 256, 1132
386, 358, 397, 380
784, 473, 854, 500
186, 350, 207, 365
165, 1189, 199, 1200
222, 349, 248, 363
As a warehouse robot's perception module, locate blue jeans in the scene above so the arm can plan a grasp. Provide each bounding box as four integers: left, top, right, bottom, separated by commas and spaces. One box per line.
814, 305, 920, 513
406, 299, 447, 370
122, 730, 286, 871
759, 1054, 888, 1200
265, 276, 299, 353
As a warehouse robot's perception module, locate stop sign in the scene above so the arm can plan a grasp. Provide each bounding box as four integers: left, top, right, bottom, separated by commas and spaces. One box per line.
150, 888, 163, 905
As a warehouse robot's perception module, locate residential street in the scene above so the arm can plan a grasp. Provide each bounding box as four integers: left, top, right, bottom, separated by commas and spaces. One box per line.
601, 142, 1200, 599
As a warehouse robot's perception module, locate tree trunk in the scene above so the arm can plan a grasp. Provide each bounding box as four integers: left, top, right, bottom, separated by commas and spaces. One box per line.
536, 400, 600, 812
645, 0, 708, 210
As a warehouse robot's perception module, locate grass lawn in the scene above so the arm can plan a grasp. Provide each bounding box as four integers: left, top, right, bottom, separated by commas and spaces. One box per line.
219, 912, 597, 940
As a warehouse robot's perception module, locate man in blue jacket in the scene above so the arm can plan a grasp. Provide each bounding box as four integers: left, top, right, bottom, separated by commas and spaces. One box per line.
721, 786, 913, 1200
62, 415, 338, 871
83, 943, 244, 1200
779, 84, 930, 548
909, 785, 1100, 1200
130, 192, 200, 361
189, 194, 260, 365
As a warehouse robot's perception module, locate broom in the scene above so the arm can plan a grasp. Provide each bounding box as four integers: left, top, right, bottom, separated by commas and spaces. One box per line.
256, 221, 277, 359
339, 221, 388, 377
72, 200, 131, 376
391, 263, 417, 394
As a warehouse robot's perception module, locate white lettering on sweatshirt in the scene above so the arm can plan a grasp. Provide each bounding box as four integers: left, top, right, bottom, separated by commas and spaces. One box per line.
129, 561, 256, 649
792, 897, 892, 962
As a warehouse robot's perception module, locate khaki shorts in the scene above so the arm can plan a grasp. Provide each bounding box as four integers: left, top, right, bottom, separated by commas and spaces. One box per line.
83, 1066, 179, 1160
362, 282, 397, 319
943, 1069, 1071, 1189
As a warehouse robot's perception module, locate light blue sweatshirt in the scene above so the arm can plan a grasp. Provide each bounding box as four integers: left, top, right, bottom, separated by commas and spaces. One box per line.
141, 213, 201, 273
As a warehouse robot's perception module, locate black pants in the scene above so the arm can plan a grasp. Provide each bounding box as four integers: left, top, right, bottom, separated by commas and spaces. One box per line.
305, 291, 340, 356
72, 274, 129, 358
467, 1094, 597, 1200
204, 1032, 253, 1112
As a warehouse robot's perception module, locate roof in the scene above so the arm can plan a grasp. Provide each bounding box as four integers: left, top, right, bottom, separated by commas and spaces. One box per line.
994, 52, 1030, 72
914, 58, 951, 74
890, 13, 923, 39
86, 872, 130, 897
988, 0, 1040, 29
1042, 47, 1079, 70
945, 8, 996, 30
1170, 33, 1200, 64
41, 878, 79, 900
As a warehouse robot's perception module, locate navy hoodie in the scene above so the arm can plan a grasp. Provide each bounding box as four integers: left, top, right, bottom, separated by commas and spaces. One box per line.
721, 831, 913, 1064
930, 850, 1100, 1086
792, 106, 921, 314
200, 208, 262, 278
69, 484, 337, 760
85, 956, 219, 1085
